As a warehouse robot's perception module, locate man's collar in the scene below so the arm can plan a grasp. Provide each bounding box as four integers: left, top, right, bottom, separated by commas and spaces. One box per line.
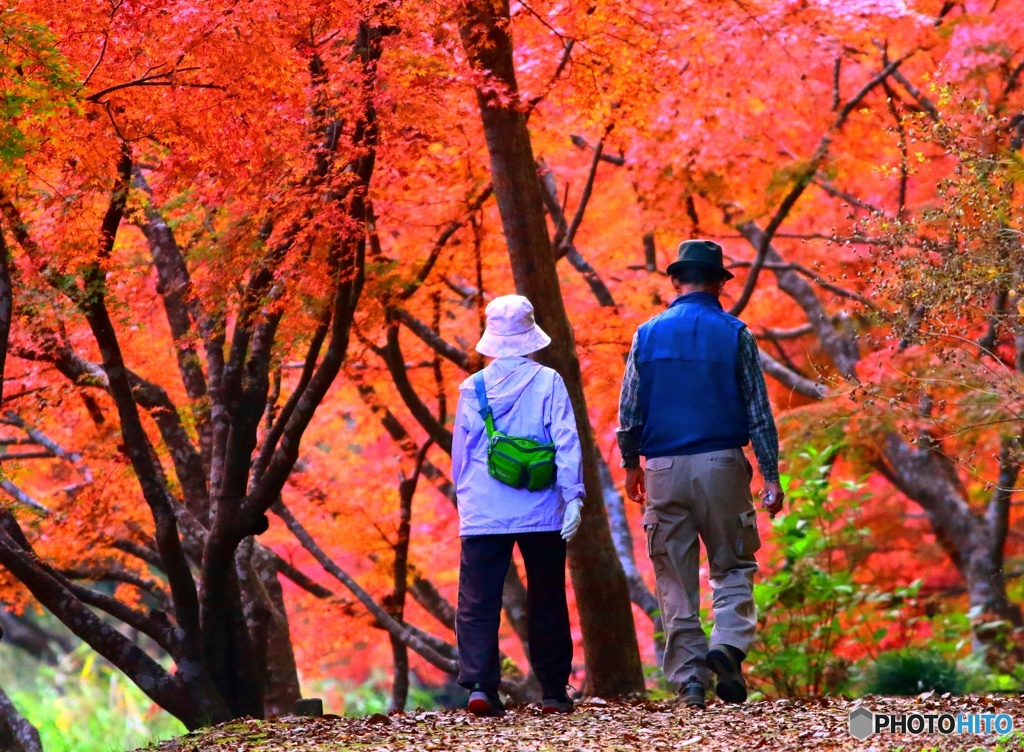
669, 291, 723, 309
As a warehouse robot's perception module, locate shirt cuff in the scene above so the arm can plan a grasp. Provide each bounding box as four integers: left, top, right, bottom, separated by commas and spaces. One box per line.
562, 485, 586, 504
616, 429, 641, 469
761, 467, 780, 483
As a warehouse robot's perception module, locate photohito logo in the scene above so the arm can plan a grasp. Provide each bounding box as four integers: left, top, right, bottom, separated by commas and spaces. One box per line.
848, 707, 1014, 740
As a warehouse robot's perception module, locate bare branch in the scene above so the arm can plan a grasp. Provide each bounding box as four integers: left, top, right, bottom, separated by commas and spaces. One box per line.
0, 481, 50, 514
758, 347, 827, 399
250, 308, 332, 488
726, 259, 881, 311
759, 323, 814, 340
561, 124, 613, 253
379, 324, 453, 455
394, 186, 493, 303
0, 512, 210, 724
569, 134, 626, 166
272, 501, 458, 674
813, 177, 885, 216
394, 307, 471, 372
537, 161, 617, 307
525, 39, 575, 119
832, 56, 841, 111
891, 69, 941, 122
0, 683, 43, 752
729, 53, 911, 317
349, 368, 457, 503
735, 221, 860, 380
85, 67, 223, 103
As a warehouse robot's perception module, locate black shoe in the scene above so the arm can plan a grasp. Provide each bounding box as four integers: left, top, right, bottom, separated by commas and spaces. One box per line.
707, 644, 747, 703
541, 690, 574, 714
467, 688, 505, 717
680, 681, 706, 709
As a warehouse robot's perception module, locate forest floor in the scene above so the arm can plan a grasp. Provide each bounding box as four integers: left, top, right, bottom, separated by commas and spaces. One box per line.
138, 694, 1024, 752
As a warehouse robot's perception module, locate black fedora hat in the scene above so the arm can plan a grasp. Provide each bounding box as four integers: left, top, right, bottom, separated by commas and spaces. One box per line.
666, 239, 734, 280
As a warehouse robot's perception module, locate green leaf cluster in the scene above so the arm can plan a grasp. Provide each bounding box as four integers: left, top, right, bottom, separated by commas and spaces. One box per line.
1, 12, 79, 168
746, 444, 878, 697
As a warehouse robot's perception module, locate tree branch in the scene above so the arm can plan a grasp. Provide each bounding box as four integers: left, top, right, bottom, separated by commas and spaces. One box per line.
758, 347, 827, 399
0, 230, 11, 408
250, 307, 332, 488
394, 186, 493, 302
734, 221, 860, 380
379, 324, 453, 455
0, 683, 42, 752
537, 160, 617, 307
394, 308, 471, 372
76, 147, 210, 684
560, 124, 613, 254
271, 501, 458, 674
0, 512, 212, 725
130, 168, 211, 420
729, 53, 911, 317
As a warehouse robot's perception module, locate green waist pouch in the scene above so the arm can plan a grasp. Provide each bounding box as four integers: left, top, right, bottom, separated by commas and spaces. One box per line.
474, 371, 556, 491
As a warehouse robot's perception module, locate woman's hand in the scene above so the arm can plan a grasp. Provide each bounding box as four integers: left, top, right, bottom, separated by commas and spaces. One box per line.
561, 499, 583, 541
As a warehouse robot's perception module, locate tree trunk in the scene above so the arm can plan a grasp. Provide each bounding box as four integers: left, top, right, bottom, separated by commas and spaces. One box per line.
598, 456, 665, 660
875, 432, 1024, 656
458, 0, 645, 697
247, 545, 303, 717
0, 230, 11, 407
0, 685, 42, 752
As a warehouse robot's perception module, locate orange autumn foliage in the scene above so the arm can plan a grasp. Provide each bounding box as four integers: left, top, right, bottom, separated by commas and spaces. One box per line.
1, 0, 1024, 719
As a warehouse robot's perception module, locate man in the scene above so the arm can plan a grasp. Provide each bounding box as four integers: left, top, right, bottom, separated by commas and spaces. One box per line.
617, 239, 784, 710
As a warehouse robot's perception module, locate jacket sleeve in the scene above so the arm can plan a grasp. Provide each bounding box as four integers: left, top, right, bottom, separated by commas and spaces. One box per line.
451, 393, 471, 489
548, 371, 586, 504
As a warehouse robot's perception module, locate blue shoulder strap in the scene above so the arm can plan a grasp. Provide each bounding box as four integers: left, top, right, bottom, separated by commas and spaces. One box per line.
473, 371, 490, 418
473, 371, 497, 438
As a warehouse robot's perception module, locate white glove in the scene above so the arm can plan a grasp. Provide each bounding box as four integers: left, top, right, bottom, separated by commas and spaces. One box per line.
560, 499, 583, 542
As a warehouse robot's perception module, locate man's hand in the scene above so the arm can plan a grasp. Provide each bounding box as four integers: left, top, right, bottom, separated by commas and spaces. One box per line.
760, 481, 785, 519
625, 466, 646, 504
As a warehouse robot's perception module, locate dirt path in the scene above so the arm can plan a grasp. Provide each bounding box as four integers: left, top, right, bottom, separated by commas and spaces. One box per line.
140, 695, 1024, 752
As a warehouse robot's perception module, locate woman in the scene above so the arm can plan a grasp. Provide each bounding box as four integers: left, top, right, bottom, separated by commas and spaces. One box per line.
451, 295, 584, 716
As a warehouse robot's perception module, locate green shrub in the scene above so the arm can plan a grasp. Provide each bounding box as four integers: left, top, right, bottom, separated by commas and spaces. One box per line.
746, 444, 878, 697
0, 642, 185, 752
865, 649, 966, 696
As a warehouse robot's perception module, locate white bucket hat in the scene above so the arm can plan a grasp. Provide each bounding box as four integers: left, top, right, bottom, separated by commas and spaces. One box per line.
475, 295, 552, 358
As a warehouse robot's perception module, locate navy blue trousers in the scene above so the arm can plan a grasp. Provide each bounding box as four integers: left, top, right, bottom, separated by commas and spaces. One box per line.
456, 531, 572, 696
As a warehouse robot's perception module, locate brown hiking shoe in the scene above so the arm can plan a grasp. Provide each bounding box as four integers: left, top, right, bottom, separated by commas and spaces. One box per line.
707, 644, 747, 703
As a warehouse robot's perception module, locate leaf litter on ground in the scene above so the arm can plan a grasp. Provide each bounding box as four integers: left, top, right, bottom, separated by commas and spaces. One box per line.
137, 694, 1024, 752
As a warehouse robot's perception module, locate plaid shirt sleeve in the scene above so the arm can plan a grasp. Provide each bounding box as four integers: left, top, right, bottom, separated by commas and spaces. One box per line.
616, 332, 643, 468
738, 327, 780, 483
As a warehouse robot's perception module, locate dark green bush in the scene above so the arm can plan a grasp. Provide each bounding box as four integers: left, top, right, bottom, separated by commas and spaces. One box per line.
866, 649, 965, 696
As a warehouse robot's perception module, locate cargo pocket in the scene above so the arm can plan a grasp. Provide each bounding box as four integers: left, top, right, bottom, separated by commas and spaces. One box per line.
734, 509, 761, 556
642, 510, 667, 558
644, 456, 674, 502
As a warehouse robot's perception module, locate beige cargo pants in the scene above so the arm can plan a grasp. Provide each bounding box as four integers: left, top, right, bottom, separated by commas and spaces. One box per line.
643, 447, 760, 690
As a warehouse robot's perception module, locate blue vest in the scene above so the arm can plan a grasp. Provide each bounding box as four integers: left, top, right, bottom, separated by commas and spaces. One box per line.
637, 292, 750, 458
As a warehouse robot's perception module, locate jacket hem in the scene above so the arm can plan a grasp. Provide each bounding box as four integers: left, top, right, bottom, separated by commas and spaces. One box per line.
460, 523, 562, 537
